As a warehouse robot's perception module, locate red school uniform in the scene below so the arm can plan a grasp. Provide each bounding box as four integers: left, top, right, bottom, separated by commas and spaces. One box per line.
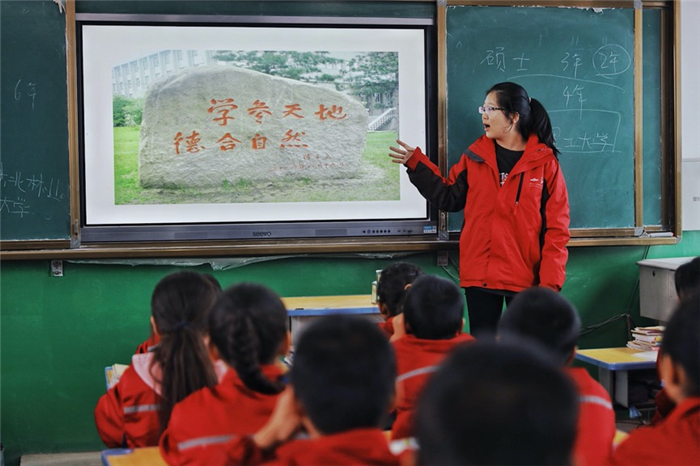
566, 367, 616, 466
391, 333, 476, 440
608, 397, 700, 466
378, 316, 396, 338
159, 364, 285, 466
226, 428, 400, 466
134, 333, 160, 354
94, 352, 226, 448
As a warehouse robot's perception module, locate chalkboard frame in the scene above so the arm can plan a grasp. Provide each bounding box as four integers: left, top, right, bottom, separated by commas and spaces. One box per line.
1, 0, 682, 258
439, 0, 681, 242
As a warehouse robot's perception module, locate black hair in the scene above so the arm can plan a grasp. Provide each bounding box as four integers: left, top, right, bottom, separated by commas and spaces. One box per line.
661, 293, 700, 397
487, 82, 560, 157
415, 341, 578, 466
376, 262, 425, 317
498, 287, 580, 366
674, 256, 700, 300
208, 282, 288, 395
290, 315, 396, 434
151, 271, 220, 432
403, 275, 464, 340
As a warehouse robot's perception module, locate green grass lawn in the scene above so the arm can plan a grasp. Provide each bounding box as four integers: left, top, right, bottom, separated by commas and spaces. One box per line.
113, 127, 400, 205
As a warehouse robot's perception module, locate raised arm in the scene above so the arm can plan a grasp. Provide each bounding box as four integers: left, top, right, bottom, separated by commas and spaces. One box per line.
389, 139, 469, 213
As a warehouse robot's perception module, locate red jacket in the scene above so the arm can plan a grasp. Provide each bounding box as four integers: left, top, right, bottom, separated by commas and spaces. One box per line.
94, 353, 164, 448
225, 428, 400, 466
391, 333, 476, 440
159, 364, 285, 466
406, 134, 570, 292
567, 367, 616, 466
94, 353, 226, 448
378, 316, 395, 338
134, 333, 160, 354
608, 397, 700, 466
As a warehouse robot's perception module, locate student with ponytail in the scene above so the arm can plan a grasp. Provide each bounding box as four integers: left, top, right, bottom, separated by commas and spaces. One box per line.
389, 82, 570, 337
95, 271, 222, 448
159, 282, 289, 466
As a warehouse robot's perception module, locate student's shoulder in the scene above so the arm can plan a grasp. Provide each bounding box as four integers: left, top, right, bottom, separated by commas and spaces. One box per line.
566, 367, 611, 398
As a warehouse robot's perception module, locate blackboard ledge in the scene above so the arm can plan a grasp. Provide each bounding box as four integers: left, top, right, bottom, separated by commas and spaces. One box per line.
0, 233, 680, 260
1, 236, 457, 260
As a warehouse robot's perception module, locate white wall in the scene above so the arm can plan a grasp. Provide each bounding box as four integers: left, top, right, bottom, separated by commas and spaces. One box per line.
681, 0, 699, 230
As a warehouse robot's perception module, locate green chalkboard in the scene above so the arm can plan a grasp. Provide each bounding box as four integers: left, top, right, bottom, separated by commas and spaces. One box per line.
0, 0, 71, 241
446, 5, 637, 230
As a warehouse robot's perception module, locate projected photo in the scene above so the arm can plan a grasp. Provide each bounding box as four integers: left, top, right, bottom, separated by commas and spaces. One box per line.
81, 23, 427, 225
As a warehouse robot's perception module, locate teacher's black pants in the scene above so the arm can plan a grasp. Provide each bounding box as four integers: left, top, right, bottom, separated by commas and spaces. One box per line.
464, 287, 514, 339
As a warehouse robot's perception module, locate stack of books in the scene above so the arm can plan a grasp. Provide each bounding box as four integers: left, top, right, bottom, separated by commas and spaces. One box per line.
627, 326, 665, 352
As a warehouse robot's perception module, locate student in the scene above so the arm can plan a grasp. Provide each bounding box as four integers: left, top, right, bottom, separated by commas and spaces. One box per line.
650, 255, 700, 425
389, 81, 570, 337
224, 315, 399, 466
414, 341, 578, 466
497, 287, 616, 466
159, 283, 289, 466
375, 262, 424, 338
94, 271, 221, 448
390, 275, 475, 440
609, 294, 700, 466
135, 274, 222, 354
674, 256, 700, 301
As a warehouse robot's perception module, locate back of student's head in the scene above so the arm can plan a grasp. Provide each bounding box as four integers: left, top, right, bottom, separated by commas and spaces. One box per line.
674, 257, 700, 301
498, 287, 580, 366
661, 293, 700, 397
290, 315, 396, 434
415, 341, 578, 466
151, 271, 220, 430
376, 262, 424, 317
209, 282, 288, 395
403, 275, 464, 339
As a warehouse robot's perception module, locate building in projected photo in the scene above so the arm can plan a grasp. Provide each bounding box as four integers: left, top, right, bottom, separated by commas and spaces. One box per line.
112, 50, 218, 98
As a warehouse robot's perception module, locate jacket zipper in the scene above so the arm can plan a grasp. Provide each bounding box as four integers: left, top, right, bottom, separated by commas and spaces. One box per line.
515, 173, 524, 206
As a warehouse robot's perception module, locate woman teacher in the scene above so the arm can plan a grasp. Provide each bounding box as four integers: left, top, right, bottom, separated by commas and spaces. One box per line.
389, 82, 570, 337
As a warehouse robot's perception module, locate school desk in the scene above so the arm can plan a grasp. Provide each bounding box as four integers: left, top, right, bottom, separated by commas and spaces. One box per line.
282, 294, 380, 344
575, 347, 658, 408
101, 447, 166, 466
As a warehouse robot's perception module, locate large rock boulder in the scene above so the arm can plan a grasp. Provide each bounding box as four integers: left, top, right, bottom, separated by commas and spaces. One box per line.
138, 65, 368, 188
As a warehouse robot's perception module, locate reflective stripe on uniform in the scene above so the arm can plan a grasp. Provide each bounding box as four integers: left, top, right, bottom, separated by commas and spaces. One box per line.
178, 435, 235, 451
580, 395, 613, 410
396, 366, 438, 383
123, 404, 160, 414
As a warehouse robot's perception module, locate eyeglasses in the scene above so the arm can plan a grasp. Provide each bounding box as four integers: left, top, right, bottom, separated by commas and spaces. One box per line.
478, 106, 506, 114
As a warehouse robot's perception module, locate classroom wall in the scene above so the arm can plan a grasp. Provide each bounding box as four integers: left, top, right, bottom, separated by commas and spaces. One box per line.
2, 233, 700, 464
2, 2, 699, 465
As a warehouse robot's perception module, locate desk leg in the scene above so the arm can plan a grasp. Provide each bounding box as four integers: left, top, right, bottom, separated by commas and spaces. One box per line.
598, 367, 613, 398
614, 370, 629, 408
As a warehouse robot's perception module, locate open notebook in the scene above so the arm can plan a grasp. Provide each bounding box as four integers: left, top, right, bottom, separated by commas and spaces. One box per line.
104, 364, 129, 390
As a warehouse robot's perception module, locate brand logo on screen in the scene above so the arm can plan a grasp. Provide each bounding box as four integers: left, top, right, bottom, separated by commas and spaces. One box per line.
252, 231, 273, 237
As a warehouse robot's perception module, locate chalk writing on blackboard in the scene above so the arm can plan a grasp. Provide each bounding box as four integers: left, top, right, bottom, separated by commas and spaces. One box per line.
0, 163, 67, 220
477, 39, 632, 156
14, 79, 38, 110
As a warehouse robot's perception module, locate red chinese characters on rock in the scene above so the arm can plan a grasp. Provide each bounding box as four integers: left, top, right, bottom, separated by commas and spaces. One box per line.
279, 130, 308, 149
252, 133, 268, 150
247, 100, 272, 124
218, 133, 242, 151
170, 99, 351, 156
315, 104, 347, 121
282, 103, 304, 119
174, 131, 206, 154
208, 98, 238, 126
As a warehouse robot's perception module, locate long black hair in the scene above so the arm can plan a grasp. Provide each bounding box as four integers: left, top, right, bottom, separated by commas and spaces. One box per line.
208, 282, 288, 395
151, 271, 220, 432
487, 82, 560, 157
